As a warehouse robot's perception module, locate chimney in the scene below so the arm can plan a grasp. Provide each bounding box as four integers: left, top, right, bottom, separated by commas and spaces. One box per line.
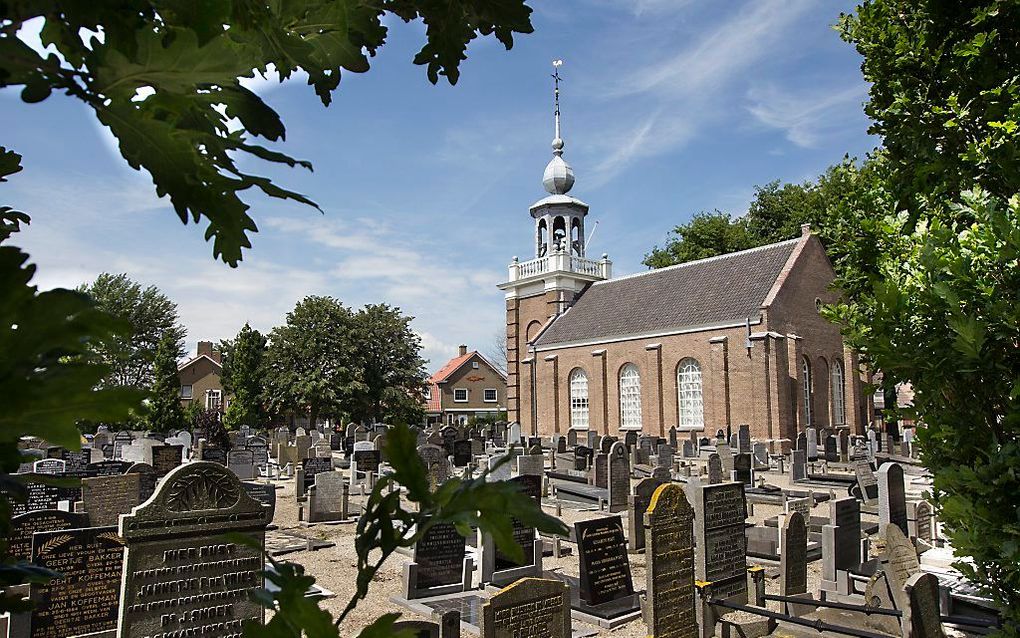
458, 345, 468, 357
801, 223, 812, 236
197, 341, 213, 357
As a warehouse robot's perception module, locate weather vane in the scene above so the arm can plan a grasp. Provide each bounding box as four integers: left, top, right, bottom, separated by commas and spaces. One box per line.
552, 59, 563, 141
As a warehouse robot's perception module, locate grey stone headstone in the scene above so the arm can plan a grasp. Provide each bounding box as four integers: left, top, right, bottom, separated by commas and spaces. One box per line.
884, 523, 921, 601
593, 453, 608, 489
117, 462, 271, 638
227, 448, 256, 480
668, 426, 677, 448
791, 449, 807, 481
655, 444, 673, 468
707, 453, 723, 484
81, 472, 142, 527
643, 483, 696, 638
904, 573, 945, 638
717, 443, 734, 474
878, 462, 907, 536
419, 444, 449, 490
752, 442, 768, 467
737, 424, 751, 454
487, 453, 512, 482
733, 453, 752, 485
805, 428, 818, 461
681, 440, 694, 458
516, 452, 544, 477
308, 471, 347, 522
908, 501, 932, 543
32, 458, 66, 475
780, 511, 808, 597
607, 441, 630, 513
481, 577, 569, 638
822, 497, 861, 582
627, 477, 663, 553
412, 520, 467, 594
784, 496, 812, 521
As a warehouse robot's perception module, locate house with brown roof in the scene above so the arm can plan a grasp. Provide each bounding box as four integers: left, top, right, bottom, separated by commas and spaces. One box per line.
498, 115, 868, 445
178, 341, 227, 413
425, 345, 507, 426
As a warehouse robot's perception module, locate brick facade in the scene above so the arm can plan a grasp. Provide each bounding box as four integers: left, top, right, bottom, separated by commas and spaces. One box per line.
506, 232, 869, 442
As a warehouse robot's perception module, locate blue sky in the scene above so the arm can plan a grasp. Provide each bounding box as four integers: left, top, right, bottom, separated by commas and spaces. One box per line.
2, 1, 876, 369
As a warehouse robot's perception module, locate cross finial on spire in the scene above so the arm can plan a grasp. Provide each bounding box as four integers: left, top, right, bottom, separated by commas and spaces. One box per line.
552, 59, 563, 154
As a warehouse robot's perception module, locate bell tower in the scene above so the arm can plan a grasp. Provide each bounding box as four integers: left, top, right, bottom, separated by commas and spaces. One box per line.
498, 60, 612, 430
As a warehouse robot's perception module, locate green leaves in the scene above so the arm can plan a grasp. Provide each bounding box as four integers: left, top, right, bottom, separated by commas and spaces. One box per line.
1, 1, 535, 264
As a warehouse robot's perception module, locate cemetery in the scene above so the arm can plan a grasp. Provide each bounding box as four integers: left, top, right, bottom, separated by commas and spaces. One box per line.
0, 420, 1001, 638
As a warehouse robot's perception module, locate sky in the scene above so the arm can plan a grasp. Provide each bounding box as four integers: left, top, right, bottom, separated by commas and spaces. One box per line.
1, 1, 877, 369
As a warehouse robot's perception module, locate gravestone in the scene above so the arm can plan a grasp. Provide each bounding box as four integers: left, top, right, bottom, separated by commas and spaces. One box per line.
8, 510, 87, 562
307, 471, 347, 523
822, 497, 861, 584
707, 453, 722, 484
752, 442, 768, 467
600, 436, 616, 454
228, 448, 256, 480
624, 431, 638, 450
453, 440, 472, 467
908, 501, 932, 543
483, 474, 542, 586
32, 458, 65, 475
885, 523, 921, 599
87, 460, 132, 476
780, 511, 808, 598
242, 481, 277, 521
516, 452, 544, 477
556, 437, 567, 454
1, 474, 80, 515
127, 462, 158, 501
784, 496, 812, 521
117, 462, 271, 638
839, 430, 850, 463
796, 432, 807, 453
693, 481, 747, 604
406, 520, 470, 598
294, 435, 312, 459
151, 444, 183, 477
507, 422, 522, 446
353, 449, 382, 477
301, 457, 333, 491
113, 432, 134, 459
805, 428, 818, 461
200, 445, 226, 465
246, 436, 270, 468
607, 441, 630, 513
627, 478, 663, 553
574, 515, 635, 609
487, 453, 513, 482
593, 453, 608, 489
643, 483, 696, 638
30, 525, 124, 638
311, 439, 332, 458
669, 426, 677, 449
81, 473, 142, 527
904, 573, 945, 638
681, 440, 694, 458
824, 435, 838, 462
419, 445, 449, 489
791, 449, 807, 481
853, 458, 879, 504
567, 430, 577, 448
573, 445, 591, 471
716, 443, 734, 475
732, 453, 752, 485
481, 578, 570, 638
878, 463, 908, 536
737, 424, 751, 454
651, 466, 671, 483
656, 444, 674, 468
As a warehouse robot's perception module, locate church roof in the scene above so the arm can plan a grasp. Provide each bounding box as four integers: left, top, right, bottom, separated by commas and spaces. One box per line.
534, 237, 801, 348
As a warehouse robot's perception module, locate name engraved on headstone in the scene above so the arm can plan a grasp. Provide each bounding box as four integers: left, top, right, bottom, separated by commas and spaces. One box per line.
414, 521, 466, 589
117, 462, 270, 638
574, 516, 633, 606
482, 578, 569, 638
30, 525, 124, 638
696, 483, 747, 602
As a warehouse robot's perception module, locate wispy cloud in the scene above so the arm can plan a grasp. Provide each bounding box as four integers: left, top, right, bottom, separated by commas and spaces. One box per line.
745, 82, 868, 148
585, 0, 815, 185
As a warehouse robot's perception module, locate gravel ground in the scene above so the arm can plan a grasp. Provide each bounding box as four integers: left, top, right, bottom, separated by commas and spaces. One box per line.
262, 461, 902, 637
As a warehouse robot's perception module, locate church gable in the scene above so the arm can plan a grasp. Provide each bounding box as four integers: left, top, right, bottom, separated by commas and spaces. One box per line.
534, 238, 800, 348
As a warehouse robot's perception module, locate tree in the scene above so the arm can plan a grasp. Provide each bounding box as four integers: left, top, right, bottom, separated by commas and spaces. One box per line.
221, 323, 268, 430
264, 296, 363, 427
486, 328, 509, 376
145, 333, 185, 433
351, 304, 427, 425
643, 211, 754, 268
77, 273, 185, 389
0, 1, 535, 265
834, 2, 1020, 630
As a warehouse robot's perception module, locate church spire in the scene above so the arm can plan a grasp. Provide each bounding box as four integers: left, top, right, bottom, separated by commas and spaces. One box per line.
543, 59, 575, 195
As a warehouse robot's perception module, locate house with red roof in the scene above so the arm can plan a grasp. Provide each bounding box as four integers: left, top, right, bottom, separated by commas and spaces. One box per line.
425, 345, 507, 426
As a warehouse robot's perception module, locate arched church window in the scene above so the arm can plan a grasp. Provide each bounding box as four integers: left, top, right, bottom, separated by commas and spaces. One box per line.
677, 358, 704, 430
802, 356, 813, 426
619, 363, 642, 430
569, 368, 589, 429
831, 360, 846, 426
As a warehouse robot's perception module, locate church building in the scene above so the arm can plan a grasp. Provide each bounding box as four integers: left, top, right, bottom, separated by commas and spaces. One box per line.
499, 70, 869, 444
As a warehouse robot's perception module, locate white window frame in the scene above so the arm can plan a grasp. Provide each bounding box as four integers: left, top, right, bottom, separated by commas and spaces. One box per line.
180, 384, 193, 399
205, 389, 222, 410
569, 368, 590, 430
453, 388, 469, 403
677, 358, 704, 431
802, 357, 813, 426
423, 387, 431, 401
619, 363, 642, 430
472, 361, 479, 369
483, 388, 498, 403
831, 360, 846, 426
